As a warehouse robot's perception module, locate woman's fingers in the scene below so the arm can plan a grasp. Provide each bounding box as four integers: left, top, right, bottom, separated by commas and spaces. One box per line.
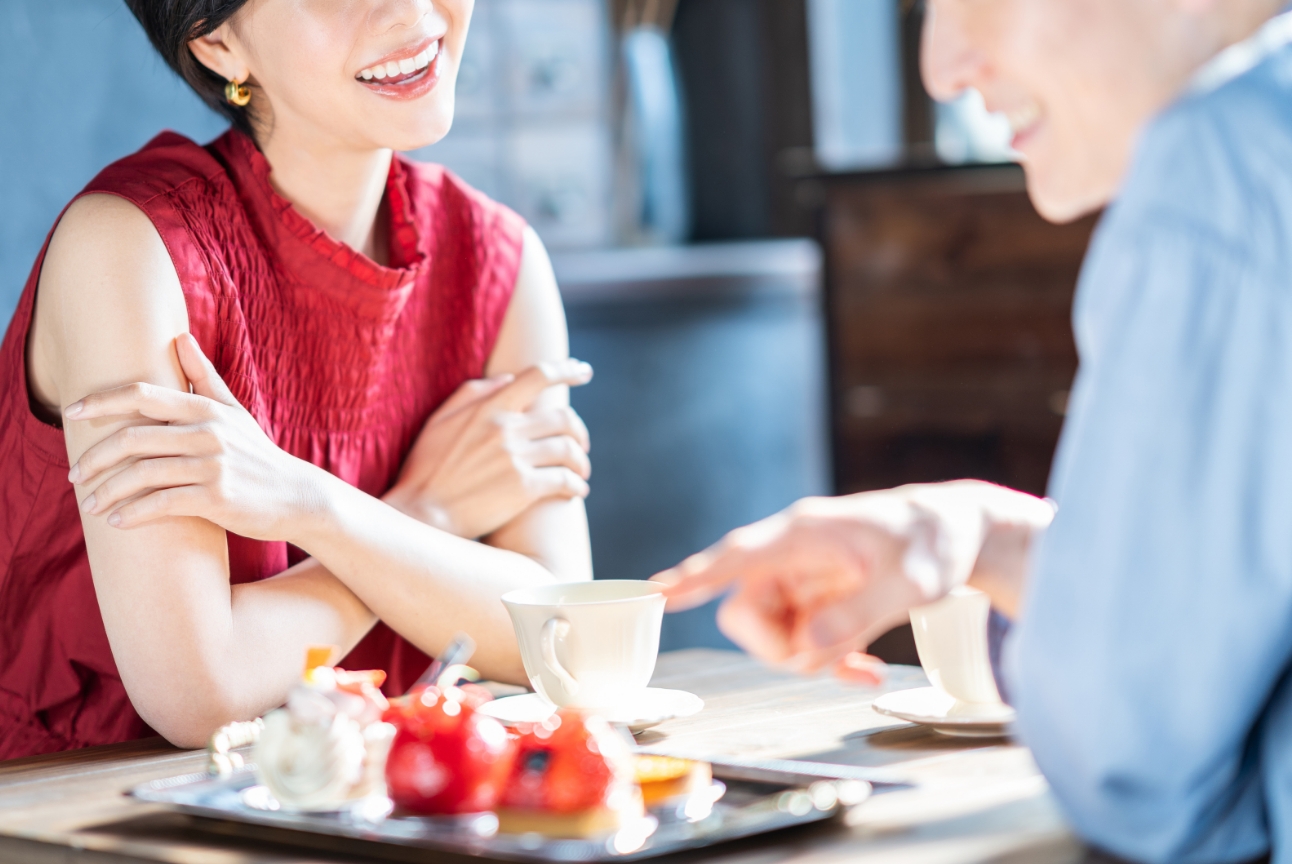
63, 335, 238, 423
106, 485, 208, 529
517, 406, 591, 452
527, 466, 590, 501
490, 359, 593, 412
523, 435, 592, 480
69, 424, 215, 486
176, 333, 240, 408
64, 381, 215, 425
80, 456, 210, 516
438, 374, 515, 417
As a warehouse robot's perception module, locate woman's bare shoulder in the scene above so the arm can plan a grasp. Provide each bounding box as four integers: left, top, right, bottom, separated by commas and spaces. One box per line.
487, 225, 568, 378
31, 193, 189, 412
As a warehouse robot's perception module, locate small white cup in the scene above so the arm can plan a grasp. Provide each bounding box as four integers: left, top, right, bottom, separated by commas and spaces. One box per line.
908, 586, 1003, 705
502, 580, 666, 710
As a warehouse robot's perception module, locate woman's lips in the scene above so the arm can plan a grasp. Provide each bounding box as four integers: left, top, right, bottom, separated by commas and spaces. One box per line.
356, 38, 443, 100
357, 48, 443, 101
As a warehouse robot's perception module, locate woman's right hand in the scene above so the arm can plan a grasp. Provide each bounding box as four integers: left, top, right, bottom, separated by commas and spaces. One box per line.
383, 360, 594, 540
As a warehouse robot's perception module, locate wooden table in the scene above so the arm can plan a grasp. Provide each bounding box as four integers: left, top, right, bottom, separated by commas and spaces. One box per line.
0, 649, 1089, 864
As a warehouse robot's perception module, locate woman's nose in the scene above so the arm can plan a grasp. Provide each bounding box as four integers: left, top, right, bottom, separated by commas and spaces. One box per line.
369, 0, 435, 33
920, 0, 985, 103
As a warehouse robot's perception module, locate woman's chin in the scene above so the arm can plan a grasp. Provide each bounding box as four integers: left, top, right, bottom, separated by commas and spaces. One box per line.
366, 114, 456, 155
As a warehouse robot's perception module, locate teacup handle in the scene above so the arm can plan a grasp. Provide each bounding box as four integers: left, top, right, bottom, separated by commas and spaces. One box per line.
540, 617, 580, 695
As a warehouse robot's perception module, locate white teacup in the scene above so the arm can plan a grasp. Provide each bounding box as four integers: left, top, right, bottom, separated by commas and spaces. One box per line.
908, 586, 1003, 705
502, 580, 665, 710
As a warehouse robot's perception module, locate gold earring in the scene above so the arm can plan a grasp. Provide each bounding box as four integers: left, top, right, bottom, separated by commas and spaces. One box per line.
224, 79, 252, 107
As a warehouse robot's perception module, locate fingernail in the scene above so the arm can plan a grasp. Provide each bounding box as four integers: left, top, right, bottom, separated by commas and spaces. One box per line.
64, 402, 83, 419
107, 512, 122, 527
80, 494, 96, 513
67, 464, 81, 483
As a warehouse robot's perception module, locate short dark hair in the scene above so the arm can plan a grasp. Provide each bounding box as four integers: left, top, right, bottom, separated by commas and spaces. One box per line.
123, 1, 256, 135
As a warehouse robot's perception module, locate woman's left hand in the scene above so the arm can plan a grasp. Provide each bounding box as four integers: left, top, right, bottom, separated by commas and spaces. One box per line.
65, 333, 322, 539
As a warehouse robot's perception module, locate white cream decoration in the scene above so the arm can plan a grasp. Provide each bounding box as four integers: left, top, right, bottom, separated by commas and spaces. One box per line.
253, 682, 395, 812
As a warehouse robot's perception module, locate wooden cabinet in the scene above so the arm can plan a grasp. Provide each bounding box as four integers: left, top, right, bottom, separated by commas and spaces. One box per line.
816, 163, 1098, 498
811, 163, 1097, 664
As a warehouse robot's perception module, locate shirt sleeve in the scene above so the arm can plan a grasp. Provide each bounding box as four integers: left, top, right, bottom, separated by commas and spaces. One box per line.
1007, 211, 1292, 863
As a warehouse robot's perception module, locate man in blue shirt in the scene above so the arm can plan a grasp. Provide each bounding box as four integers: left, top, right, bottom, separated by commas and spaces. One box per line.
654, 1, 1292, 860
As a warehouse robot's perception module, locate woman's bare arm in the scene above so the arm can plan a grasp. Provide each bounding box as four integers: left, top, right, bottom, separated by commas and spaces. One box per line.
32, 195, 376, 746
482, 226, 594, 583
32, 196, 563, 746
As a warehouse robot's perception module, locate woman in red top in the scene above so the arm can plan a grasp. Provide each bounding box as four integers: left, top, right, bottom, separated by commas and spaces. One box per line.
0, 0, 596, 757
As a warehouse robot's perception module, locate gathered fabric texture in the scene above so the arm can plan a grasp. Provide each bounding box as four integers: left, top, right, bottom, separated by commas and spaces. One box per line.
0, 129, 525, 759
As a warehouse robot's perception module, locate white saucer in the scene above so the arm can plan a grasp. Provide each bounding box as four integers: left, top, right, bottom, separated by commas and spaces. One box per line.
478, 688, 704, 733
872, 687, 1015, 738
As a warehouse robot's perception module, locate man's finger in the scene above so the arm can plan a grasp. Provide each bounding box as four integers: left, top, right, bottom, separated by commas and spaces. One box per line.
803, 571, 927, 656
714, 583, 796, 664
177, 333, 240, 408
64, 382, 212, 425
653, 515, 805, 612
652, 545, 756, 612
489, 359, 593, 412
834, 652, 888, 687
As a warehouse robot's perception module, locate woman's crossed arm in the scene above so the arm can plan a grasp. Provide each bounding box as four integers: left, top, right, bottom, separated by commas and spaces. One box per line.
30, 195, 590, 747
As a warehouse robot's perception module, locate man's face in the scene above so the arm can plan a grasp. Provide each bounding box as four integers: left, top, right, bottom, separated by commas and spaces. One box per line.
922, 0, 1179, 223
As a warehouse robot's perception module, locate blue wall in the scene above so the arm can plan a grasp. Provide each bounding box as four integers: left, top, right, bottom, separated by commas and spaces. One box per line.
0, 0, 226, 327
567, 290, 829, 650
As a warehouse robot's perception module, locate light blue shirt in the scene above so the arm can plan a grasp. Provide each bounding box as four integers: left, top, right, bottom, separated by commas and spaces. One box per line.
1008, 14, 1292, 863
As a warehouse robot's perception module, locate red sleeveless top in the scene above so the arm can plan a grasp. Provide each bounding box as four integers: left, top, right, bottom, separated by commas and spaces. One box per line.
0, 130, 524, 759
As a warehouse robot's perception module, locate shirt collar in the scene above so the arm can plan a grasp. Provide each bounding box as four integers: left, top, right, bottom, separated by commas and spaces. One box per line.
1189, 7, 1292, 95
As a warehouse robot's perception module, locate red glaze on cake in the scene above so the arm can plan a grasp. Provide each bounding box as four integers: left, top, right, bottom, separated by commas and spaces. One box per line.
496, 710, 644, 837
383, 686, 515, 815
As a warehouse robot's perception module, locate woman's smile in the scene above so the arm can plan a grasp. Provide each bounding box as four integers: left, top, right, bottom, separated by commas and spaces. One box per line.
356, 37, 443, 100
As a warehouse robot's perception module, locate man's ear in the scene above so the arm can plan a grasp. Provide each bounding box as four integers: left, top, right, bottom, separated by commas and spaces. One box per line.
188, 23, 249, 83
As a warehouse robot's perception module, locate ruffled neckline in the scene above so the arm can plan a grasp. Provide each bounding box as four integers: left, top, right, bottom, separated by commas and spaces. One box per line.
212, 130, 429, 313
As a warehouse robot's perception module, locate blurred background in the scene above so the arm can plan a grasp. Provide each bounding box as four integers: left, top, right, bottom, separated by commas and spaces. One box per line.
0, 0, 1096, 660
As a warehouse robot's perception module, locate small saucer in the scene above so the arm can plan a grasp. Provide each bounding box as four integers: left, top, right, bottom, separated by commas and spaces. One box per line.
478, 688, 704, 733
872, 687, 1015, 738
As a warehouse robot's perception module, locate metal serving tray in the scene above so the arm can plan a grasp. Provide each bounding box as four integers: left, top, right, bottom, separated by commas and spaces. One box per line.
131, 767, 867, 862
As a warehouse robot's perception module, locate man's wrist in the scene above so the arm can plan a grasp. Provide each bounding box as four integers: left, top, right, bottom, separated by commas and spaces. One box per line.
897, 481, 1053, 603
967, 520, 1034, 620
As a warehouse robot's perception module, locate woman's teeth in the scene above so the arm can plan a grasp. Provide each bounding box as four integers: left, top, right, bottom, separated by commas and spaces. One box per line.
358, 43, 438, 82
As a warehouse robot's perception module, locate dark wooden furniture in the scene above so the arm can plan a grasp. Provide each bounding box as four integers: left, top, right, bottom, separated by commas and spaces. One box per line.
0, 650, 1083, 863
811, 164, 1097, 664
816, 163, 1098, 499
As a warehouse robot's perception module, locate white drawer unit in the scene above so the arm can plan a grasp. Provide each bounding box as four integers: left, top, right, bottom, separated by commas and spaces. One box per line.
451, 0, 501, 123
496, 0, 610, 119
505, 121, 614, 249
411, 0, 614, 250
